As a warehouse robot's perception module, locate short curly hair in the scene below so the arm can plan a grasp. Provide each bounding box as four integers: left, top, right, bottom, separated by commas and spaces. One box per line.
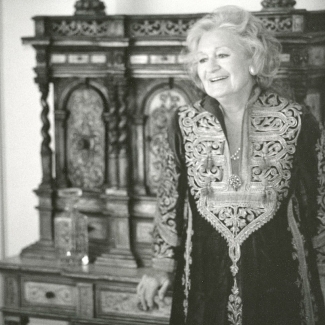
183, 5, 282, 91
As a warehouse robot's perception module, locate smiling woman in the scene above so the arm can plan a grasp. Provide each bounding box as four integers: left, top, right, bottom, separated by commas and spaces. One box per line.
137, 5, 325, 325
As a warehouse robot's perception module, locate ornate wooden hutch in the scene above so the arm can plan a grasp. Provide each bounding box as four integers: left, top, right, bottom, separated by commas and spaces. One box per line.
1, 0, 325, 324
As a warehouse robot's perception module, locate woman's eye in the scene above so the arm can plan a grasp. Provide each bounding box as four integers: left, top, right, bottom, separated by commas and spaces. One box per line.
198, 57, 207, 64
217, 53, 229, 58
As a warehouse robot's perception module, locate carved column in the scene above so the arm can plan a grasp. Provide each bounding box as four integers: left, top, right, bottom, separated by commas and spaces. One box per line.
117, 79, 129, 192
132, 114, 147, 195
21, 47, 56, 259
34, 48, 53, 189
106, 79, 119, 189
54, 110, 68, 188
98, 78, 136, 268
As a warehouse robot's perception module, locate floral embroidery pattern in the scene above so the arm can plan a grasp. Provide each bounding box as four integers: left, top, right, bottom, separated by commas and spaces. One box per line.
153, 134, 180, 261
228, 279, 242, 325
316, 125, 325, 228
288, 196, 318, 324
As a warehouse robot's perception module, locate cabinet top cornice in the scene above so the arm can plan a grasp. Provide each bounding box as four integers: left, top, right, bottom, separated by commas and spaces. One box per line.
22, 9, 325, 43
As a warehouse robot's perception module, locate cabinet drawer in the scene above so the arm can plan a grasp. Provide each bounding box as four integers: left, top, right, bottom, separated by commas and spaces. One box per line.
96, 284, 171, 324
21, 276, 76, 315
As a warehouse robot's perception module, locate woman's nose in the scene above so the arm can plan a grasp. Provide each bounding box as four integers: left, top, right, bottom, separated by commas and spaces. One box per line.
207, 57, 221, 71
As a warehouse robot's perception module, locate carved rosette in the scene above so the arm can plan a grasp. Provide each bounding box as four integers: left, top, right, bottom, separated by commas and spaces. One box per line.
67, 86, 105, 189
146, 89, 187, 194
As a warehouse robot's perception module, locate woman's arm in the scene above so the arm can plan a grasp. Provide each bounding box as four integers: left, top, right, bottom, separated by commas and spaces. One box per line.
137, 108, 187, 310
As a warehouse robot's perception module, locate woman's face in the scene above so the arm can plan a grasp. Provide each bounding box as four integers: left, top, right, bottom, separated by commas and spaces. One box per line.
196, 28, 255, 103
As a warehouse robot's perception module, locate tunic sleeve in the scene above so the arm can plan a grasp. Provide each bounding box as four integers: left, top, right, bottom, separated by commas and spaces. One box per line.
152, 108, 187, 272
295, 108, 325, 258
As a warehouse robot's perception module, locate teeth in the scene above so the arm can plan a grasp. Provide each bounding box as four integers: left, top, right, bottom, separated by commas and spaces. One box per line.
211, 76, 226, 82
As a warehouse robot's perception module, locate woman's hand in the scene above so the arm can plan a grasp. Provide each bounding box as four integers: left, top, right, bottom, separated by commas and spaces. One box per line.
137, 270, 172, 311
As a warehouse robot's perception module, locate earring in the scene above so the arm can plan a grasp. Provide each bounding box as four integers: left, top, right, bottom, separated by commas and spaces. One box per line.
249, 66, 256, 76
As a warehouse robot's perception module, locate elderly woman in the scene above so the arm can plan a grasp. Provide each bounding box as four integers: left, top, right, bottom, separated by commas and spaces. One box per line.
137, 5, 325, 325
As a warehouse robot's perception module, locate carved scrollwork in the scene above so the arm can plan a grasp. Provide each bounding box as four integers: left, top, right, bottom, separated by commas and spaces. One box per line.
130, 19, 197, 37
51, 20, 123, 37
100, 291, 171, 316
67, 86, 105, 189
259, 16, 293, 32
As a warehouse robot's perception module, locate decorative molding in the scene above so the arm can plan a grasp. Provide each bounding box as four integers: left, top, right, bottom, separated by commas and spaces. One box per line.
129, 18, 197, 37
51, 20, 124, 37
99, 290, 171, 316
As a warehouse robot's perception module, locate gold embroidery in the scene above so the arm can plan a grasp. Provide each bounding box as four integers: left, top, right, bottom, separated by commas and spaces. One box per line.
178, 92, 302, 322
228, 279, 242, 325
182, 201, 193, 319
288, 196, 317, 325
316, 124, 325, 228
153, 135, 180, 261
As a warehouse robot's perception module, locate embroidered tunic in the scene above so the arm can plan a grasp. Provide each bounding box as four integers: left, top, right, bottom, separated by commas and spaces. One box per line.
152, 90, 325, 325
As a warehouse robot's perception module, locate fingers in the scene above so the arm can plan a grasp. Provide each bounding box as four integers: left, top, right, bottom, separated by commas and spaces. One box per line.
158, 278, 170, 301
136, 274, 159, 311
145, 282, 157, 309
137, 276, 148, 311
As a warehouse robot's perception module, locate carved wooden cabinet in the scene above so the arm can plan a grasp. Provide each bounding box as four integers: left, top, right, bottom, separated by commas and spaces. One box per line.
1, 1, 325, 324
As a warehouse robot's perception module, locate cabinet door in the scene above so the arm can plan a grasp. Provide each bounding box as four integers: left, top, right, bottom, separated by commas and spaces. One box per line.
66, 85, 106, 190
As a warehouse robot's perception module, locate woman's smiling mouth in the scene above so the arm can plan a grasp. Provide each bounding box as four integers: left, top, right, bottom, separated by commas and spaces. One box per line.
210, 76, 228, 82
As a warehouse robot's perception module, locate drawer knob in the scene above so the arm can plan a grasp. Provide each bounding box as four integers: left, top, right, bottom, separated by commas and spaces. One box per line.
45, 291, 55, 299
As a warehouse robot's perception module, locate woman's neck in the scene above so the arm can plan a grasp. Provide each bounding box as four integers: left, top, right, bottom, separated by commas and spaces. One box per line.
218, 83, 255, 119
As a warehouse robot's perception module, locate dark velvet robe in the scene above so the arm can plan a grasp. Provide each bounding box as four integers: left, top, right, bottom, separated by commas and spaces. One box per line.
152, 89, 325, 325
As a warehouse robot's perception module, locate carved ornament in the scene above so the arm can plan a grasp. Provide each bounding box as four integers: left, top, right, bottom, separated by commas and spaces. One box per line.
51, 20, 124, 37
259, 16, 293, 32
130, 18, 196, 37
261, 0, 296, 10
74, 0, 106, 16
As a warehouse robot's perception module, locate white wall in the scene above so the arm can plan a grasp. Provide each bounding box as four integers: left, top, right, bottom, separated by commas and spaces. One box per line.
1, 0, 325, 258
